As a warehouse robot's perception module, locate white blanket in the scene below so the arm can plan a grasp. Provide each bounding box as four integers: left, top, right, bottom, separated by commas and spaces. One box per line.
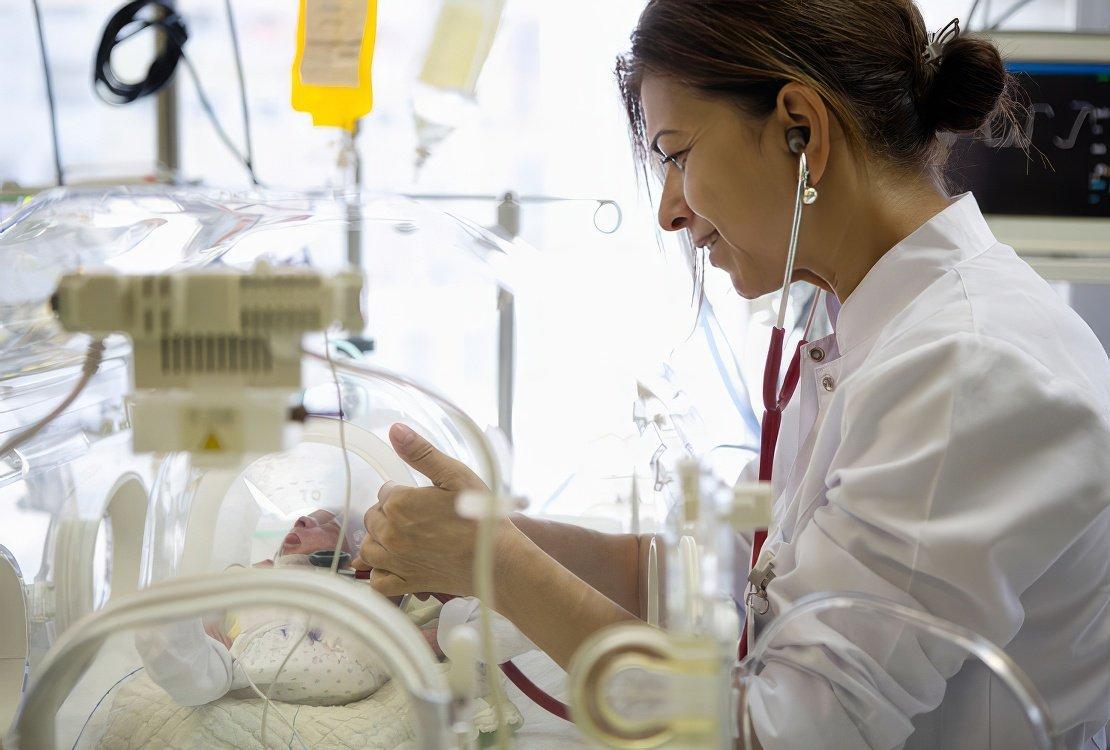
89, 669, 522, 749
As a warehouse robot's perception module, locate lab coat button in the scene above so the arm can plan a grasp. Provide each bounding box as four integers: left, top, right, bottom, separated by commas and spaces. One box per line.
810, 347, 825, 362
821, 375, 836, 392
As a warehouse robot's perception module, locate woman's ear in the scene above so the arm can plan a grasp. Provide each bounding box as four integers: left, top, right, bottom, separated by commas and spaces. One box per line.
775, 83, 832, 186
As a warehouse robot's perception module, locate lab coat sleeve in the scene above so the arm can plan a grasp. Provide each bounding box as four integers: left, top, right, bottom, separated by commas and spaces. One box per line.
437, 596, 539, 664
133, 618, 235, 706
747, 332, 1110, 749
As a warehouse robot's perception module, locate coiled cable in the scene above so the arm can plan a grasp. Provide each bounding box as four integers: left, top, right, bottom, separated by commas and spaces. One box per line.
93, 0, 260, 184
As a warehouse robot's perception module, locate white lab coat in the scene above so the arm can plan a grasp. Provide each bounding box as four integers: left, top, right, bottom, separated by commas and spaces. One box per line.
745, 194, 1110, 750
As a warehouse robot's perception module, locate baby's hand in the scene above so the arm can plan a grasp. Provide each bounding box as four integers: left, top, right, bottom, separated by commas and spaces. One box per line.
421, 623, 444, 660
203, 619, 233, 649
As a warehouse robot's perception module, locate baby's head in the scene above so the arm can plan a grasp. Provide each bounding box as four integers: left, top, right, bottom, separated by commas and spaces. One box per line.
280, 509, 348, 557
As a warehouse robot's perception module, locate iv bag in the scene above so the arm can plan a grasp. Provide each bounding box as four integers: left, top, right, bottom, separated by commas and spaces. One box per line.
412, 0, 506, 172
291, 0, 379, 131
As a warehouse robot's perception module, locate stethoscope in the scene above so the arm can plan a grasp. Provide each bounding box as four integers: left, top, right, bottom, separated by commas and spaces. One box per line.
739, 126, 823, 660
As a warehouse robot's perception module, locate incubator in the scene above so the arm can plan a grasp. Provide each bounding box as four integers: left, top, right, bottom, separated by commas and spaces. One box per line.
0, 185, 526, 748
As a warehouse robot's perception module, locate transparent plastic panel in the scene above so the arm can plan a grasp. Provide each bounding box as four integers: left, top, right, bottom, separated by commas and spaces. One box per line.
142, 349, 502, 589
0, 343, 153, 684
0, 186, 523, 381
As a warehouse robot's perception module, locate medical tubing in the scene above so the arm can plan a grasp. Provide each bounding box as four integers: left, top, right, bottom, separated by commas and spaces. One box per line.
222, 0, 256, 182
475, 511, 511, 749
433, 594, 572, 722
0, 338, 106, 457
742, 592, 1057, 750
322, 329, 353, 577
299, 349, 511, 742
31, 0, 65, 185
235, 641, 311, 750
12, 569, 452, 749
261, 620, 311, 748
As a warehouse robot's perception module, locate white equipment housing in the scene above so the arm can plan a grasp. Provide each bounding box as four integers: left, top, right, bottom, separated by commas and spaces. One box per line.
53, 263, 364, 458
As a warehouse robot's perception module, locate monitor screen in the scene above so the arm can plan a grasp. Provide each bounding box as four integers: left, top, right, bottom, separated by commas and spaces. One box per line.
948, 61, 1110, 219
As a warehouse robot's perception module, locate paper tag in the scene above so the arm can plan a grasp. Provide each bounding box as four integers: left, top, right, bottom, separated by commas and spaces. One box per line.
300, 0, 367, 88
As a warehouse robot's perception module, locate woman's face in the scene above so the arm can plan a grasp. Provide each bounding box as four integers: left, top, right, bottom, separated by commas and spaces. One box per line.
640, 75, 800, 299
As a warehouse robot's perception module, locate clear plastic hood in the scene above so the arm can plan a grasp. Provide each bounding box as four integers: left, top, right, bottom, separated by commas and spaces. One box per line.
0, 185, 525, 378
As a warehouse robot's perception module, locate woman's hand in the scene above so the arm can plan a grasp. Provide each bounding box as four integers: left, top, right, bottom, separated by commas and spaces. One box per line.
354, 423, 505, 597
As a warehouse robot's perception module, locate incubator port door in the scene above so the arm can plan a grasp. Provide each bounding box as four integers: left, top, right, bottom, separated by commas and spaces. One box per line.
0, 545, 30, 737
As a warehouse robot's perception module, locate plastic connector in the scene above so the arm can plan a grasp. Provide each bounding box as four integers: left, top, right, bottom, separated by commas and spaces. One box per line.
729, 482, 773, 532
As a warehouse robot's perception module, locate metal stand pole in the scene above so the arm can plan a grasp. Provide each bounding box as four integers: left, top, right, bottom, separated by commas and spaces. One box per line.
495, 192, 521, 445
345, 123, 363, 268
155, 2, 179, 177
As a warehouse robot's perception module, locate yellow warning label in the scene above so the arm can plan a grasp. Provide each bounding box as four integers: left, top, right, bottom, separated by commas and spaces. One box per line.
201, 433, 222, 452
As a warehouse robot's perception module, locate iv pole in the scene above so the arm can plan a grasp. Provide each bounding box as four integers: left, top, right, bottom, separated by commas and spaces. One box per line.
399, 191, 622, 445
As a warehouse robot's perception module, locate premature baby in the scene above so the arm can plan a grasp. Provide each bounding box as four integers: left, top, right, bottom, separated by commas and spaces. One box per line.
135, 510, 439, 707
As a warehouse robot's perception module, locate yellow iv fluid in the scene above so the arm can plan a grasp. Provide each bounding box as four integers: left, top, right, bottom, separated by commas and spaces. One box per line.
412, 0, 505, 170
418, 0, 504, 93
292, 0, 378, 131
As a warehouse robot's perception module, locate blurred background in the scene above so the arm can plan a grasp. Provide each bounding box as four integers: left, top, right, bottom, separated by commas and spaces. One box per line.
1, 0, 1106, 523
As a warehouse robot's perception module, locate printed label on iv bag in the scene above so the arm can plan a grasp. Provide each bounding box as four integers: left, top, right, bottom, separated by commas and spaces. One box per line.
300, 0, 367, 88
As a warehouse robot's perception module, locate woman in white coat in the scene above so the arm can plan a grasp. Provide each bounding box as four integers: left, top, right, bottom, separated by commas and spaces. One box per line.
354, 1, 1110, 747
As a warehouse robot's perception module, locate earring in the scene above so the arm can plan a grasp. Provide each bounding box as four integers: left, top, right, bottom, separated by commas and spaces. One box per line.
803, 185, 819, 205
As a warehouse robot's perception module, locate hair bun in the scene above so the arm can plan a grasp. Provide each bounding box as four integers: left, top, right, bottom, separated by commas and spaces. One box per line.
923, 35, 1008, 134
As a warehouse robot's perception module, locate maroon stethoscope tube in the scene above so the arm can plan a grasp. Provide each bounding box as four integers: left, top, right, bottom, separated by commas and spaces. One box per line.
431, 593, 572, 722
739, 325, 807, 661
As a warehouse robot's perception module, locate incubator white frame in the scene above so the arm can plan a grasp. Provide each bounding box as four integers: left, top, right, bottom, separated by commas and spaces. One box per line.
8, 569, 454, 749
983, 31, 1110, 282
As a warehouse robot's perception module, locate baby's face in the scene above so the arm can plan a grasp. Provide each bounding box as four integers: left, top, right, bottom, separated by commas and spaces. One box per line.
280, 510, 349, 558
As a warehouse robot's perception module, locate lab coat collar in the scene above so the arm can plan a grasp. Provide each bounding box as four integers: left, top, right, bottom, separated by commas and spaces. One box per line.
833, 193, 996, 354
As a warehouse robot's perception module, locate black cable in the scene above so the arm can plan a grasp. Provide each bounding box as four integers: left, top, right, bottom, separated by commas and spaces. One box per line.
93, 0, 260, 184
94, 0, 185, 104
30, 0, 65, 186
178, 54, 260, 183
988, 0, 1040, 29
222, 0, 257, 184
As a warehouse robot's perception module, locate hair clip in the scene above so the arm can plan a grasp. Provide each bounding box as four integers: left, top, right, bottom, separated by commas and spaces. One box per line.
923, 17, 960, 66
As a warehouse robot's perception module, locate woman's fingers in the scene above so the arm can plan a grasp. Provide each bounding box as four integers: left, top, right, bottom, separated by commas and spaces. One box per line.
369, 569, 409, 597
378, 481, 400, 504
356, 538, 391, 570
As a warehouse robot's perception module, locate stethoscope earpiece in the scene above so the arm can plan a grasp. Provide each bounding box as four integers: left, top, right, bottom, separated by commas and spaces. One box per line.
786, 126, 810, 156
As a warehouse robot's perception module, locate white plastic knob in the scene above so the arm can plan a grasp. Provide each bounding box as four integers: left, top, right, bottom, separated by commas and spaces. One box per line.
445, 625, 480, 701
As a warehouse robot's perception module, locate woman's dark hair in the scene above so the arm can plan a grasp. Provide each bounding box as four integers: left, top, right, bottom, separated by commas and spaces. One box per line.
617, 0, 1018, 178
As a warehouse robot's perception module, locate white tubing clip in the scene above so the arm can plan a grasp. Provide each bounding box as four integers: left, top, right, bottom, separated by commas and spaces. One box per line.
729, 482, 773, 531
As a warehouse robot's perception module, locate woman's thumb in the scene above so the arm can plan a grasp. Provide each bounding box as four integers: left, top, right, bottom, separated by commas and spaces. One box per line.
389, 423, 477, 489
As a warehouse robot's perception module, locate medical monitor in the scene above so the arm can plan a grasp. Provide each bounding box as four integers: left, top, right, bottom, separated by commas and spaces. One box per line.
948, 32, 1110, 281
